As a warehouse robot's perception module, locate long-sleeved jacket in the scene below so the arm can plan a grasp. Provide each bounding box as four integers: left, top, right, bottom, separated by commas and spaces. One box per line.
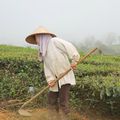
42, 37, 80, 91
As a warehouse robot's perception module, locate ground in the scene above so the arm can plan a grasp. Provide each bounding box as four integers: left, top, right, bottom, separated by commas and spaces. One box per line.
0, 108, 119, 120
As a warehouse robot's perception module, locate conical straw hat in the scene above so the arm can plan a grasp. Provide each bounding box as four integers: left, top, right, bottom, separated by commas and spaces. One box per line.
25, 26, 56, 44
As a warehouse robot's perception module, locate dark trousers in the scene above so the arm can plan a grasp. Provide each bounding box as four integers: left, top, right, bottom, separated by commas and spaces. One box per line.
47, 84, 71, 114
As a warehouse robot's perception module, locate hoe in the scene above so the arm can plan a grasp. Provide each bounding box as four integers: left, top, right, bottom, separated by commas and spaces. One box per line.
18, 48, 97, 116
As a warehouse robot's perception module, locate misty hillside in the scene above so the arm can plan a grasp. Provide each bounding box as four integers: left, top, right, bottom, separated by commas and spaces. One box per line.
76, 44, 120, 55
71, 32, 120, 55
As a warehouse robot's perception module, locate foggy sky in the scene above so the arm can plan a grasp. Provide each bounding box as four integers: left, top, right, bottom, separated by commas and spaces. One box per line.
0, 0, 120, 46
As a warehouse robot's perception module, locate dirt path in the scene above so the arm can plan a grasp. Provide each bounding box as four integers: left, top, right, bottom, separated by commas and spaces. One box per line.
0, 108, 119, 120
0, 108, 85, 120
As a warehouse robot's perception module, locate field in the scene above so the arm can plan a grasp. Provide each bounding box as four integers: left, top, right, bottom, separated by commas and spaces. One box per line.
0, 45, 120, 120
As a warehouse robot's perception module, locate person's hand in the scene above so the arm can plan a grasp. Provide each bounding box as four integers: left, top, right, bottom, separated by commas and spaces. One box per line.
48, 80, 56, 87
71, 63, 77, 70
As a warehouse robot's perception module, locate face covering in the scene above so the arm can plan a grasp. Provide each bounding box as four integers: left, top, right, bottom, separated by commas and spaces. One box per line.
35, 34, 52, 60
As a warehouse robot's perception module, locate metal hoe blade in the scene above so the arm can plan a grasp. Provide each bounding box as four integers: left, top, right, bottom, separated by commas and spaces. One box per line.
18, 109, 32, 117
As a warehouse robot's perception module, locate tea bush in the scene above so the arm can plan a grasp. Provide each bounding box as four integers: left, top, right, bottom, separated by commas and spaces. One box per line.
0, 45, 120, 114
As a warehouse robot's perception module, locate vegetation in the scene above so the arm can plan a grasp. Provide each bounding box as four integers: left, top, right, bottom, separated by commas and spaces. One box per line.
0, 45, 120, 115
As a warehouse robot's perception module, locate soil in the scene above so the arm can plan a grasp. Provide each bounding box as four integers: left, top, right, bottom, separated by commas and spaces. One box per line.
0, 108, 119, 120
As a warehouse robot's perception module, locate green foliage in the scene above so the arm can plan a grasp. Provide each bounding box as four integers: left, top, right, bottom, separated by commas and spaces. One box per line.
0, 45, 120, 114
0, 59, 46, 100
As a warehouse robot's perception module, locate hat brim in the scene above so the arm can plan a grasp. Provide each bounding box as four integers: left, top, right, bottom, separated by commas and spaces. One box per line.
25, 33, 56, 45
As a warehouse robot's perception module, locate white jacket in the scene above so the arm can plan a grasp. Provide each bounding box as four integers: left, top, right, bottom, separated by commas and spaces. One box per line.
42, 37, 80, 92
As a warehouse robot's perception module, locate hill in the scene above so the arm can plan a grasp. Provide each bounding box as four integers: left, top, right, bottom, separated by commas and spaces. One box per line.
0, 45, 120, 116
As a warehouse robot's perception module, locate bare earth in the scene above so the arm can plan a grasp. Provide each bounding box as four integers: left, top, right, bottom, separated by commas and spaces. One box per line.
0, 108, 119, 120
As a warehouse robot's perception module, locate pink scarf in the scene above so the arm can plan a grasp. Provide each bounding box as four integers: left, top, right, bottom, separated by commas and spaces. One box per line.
35, 34, 52, 60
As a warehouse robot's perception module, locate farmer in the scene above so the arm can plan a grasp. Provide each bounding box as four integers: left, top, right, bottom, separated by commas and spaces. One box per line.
25, 26, 80, 115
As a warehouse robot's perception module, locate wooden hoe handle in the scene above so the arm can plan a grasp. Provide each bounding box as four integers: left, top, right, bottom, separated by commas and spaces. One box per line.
20, 48, 97, 109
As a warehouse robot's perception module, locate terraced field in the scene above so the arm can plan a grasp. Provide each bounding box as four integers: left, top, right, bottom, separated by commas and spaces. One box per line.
0, 45, 120, 120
